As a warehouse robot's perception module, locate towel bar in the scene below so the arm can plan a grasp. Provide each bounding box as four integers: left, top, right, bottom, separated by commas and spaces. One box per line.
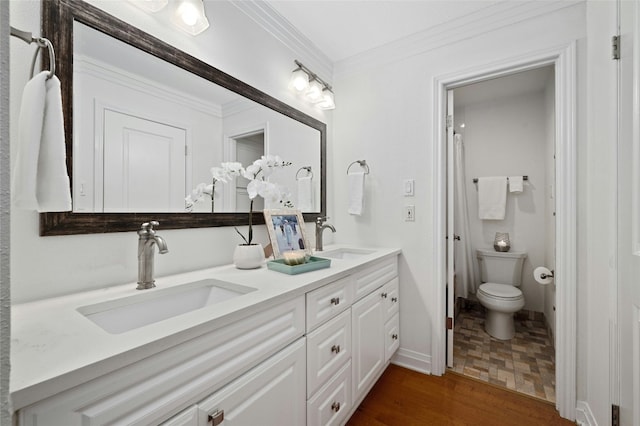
473, 176, 528, 183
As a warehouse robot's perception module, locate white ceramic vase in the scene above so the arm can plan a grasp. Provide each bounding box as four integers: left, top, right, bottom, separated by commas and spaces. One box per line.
233, 243, 265, 269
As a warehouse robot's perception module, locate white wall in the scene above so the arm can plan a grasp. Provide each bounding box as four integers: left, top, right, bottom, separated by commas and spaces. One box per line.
8, 0, 332, 304
330, 0, 595, 414
454, 89, 549, 313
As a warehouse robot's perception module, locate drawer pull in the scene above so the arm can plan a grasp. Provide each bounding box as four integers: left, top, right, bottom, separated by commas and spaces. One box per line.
381, 292, 388, 298
209, 409, 224, 426
391, 297, 398, 302
331, 344, 341, 354
331, 401, 341, 412
330, 297, 340, 305
392, 333, 398, 340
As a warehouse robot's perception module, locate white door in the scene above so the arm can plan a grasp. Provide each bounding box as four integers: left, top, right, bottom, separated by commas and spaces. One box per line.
102, 109, 187, 212
618, 0, 640, 423
446, 89, 456, 368
234, 133, 264, 212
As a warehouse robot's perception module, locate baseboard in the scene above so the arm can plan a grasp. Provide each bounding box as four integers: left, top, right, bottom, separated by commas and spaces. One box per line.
391, 348, 431, 374
576, 400, 597, 426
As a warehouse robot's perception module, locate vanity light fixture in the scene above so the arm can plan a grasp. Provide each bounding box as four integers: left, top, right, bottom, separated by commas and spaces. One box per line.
172, 0, 210, 36
289, 60, 336, 110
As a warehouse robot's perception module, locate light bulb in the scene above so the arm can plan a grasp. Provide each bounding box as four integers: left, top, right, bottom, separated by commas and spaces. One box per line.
317, 89, 335, 110
305, 79, 323, 103
180, 3, 199, 26
289, 68, 309, 93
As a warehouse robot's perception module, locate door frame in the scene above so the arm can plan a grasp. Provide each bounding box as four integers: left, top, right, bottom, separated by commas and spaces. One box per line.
431, 42, 577, 420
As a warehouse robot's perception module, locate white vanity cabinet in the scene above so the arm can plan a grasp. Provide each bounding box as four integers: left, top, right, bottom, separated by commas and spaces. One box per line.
305, 256, 399, 425
18, 297, 305, 426
13, 248, 400, 426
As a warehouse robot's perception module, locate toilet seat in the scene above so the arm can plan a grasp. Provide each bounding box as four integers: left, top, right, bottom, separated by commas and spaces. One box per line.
478, 283, 523, 300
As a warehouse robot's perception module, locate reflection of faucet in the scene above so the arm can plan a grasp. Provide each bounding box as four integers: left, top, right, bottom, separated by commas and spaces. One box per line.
137, 221, 168, 290
315, 216, 336, 251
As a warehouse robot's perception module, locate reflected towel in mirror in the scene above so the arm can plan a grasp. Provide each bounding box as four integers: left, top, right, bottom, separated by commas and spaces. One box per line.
508, 176, 523, 193
297, 175, 313, 211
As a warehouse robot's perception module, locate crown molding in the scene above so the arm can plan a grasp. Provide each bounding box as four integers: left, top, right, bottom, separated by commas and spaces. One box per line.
334, 0, 584, 78
231, 0, 333, 83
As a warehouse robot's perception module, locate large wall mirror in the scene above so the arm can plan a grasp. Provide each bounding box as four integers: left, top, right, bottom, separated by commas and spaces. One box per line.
40, 0, 326, 235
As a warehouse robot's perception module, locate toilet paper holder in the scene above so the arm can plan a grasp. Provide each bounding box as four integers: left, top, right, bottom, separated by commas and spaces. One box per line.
540, 269, 554, 279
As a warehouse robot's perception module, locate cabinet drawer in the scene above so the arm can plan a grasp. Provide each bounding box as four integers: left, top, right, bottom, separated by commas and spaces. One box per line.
307, 360, 352, 426
354, 257, 398, 301
306, 309, 352, 398
306, 276, 354, 331
383, 277, 399, 320
385, 313, 400, 362
197, 338, 306, 426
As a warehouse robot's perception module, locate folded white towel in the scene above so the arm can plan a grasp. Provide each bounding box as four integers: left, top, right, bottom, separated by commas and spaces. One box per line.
508, 176, 523, 193
478, 176, 507, 220
347, 172, 365, 215
13, 72, 71, 212
297, 175, 313, 211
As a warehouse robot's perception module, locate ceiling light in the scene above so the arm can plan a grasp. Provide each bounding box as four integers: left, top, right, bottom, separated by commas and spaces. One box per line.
129, 0, 168, 13
289, 66, 309, 93
172, 0, 210, 35
288, 60, 336, 110
305, 79, 324, 103
317, 89, 335, 110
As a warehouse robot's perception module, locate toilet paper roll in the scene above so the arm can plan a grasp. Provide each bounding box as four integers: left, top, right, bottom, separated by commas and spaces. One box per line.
534, 266, 554, 285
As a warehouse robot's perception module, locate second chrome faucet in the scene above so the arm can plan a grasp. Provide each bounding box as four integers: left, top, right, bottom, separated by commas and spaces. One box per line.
137, 221, 168, 290
315, 216, 336, 251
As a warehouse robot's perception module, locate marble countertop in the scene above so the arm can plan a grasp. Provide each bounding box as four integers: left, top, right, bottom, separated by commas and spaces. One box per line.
10, 245, 400, 410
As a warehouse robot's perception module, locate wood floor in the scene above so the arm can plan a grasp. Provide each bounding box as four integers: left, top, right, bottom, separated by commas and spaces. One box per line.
346, 364, 575, 426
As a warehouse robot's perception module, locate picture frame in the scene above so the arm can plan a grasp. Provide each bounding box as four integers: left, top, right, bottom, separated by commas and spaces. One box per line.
263, 209, 312, 259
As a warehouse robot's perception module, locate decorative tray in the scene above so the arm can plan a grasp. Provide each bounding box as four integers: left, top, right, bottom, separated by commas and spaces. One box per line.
266, 256, 331, 275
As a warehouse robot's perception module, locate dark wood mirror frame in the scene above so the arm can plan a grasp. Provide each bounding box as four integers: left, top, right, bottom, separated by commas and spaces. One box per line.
40, 0, 326, 236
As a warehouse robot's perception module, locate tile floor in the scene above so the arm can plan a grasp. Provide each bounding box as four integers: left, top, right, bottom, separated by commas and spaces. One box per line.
452, 301, 556, 402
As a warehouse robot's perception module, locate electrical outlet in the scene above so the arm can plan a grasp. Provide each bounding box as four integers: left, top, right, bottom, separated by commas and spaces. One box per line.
404, 205, 415, 221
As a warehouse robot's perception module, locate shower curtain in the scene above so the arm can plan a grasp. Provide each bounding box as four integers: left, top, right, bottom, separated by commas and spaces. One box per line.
453, 134, 476, 298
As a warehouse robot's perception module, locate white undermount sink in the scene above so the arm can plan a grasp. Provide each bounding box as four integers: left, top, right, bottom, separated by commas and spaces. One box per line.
77, 279, 256, 334
319, 248, 375, 260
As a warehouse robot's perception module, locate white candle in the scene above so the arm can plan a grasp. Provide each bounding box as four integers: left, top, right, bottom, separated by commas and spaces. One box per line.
497, 240, 507, 247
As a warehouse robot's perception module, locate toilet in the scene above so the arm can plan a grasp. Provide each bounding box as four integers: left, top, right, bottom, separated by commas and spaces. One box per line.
476, 248, 527, 340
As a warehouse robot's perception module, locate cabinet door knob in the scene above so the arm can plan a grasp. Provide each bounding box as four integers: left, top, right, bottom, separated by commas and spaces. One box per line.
331, 401, 341, 412
330, 297, 340, 305
381, 292, 388, 298
331, 344, 341, 354
391, 297, 398, 302
392, 334, 398, 340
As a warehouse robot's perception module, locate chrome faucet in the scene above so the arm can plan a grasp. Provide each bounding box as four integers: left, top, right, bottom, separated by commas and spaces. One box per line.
137, 221, 168, 290
315, 216, 336, 251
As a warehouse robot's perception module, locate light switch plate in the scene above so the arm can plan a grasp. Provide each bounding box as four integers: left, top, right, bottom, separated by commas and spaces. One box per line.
403, 179, 415, 196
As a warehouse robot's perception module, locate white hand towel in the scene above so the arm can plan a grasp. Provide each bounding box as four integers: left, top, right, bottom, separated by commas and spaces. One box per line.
478, 176, 507, 220
13, 72, 72, 212
508, 176, 524, 193
347, 172, 365, 215
297, 175, 313, 211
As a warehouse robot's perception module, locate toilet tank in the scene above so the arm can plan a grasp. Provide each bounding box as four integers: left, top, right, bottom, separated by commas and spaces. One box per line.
476, 248, 527, 286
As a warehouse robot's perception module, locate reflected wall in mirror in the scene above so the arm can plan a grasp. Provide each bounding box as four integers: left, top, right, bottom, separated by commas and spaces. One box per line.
40, 0, 326, 235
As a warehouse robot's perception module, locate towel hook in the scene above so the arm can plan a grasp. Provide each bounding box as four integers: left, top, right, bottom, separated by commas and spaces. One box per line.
347, 160, 370, 175
295, 166, 313, 180
10, 26, 56, 80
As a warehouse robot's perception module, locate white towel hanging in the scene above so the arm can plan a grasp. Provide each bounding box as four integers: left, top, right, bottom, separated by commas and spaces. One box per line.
347, 172, 365, 215
297, 175, 313, 211
13, 71, 71, 212
508, 176, 524, 193
477, 176, 507, 220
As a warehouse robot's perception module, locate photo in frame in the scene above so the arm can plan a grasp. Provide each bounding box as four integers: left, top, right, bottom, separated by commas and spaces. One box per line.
263, 209, 312, 259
